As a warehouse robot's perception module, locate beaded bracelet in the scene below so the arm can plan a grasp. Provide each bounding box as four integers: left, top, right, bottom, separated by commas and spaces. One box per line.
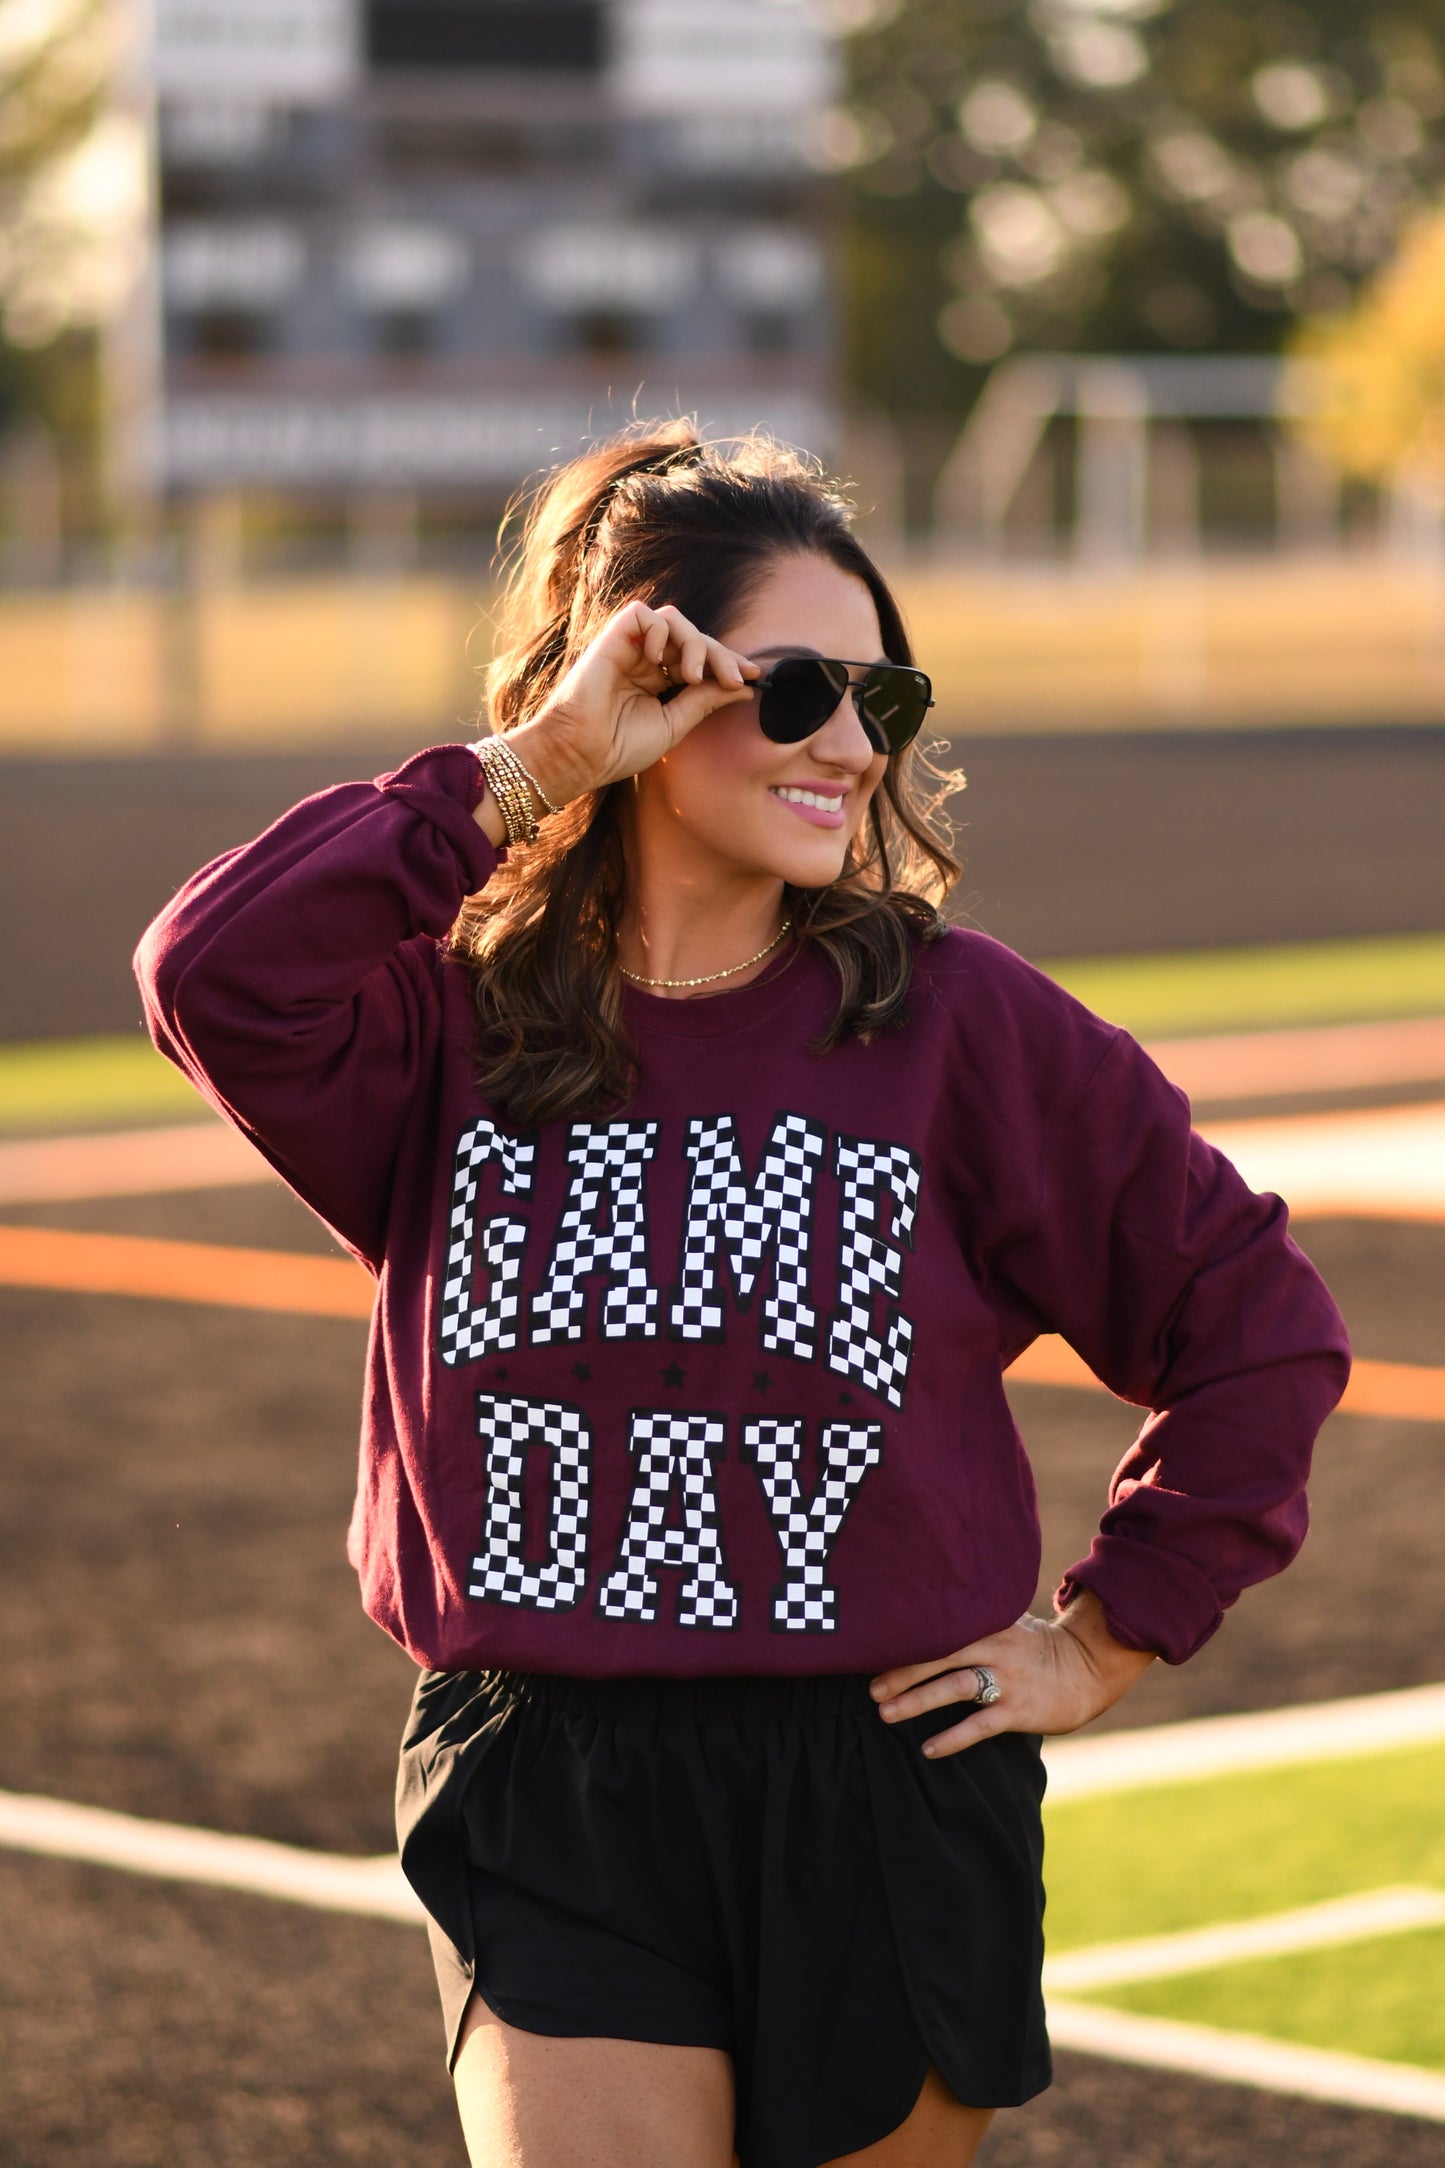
473, 740, 532, 846
469, 735, 563, 848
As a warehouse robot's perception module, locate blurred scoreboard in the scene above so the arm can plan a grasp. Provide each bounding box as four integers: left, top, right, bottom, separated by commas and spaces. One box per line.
144, 0, 840, 495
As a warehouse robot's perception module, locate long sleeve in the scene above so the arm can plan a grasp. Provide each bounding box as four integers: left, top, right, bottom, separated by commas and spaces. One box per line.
133, 743, 498, 1268
988, 1027, 1351, 1664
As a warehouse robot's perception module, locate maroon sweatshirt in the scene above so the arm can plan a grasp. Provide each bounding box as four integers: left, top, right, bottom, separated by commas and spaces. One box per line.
134, 743, 1350, 1678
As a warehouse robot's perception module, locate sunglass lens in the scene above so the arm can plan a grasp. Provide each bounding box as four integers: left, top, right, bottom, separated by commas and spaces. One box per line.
756, 658, 848, 743
859, 668, 931, 753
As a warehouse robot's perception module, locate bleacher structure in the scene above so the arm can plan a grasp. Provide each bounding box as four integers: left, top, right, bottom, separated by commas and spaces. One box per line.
116, 1, 840, 531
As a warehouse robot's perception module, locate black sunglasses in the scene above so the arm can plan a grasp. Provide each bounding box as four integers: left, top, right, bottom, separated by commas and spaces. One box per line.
664, 654, 934, 756
756, 656, 934, 755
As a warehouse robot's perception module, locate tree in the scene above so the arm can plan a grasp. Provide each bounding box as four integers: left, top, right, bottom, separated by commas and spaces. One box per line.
1290, 203, 1445, 485
823, 0, 1445, 421
0, 0, 137, 497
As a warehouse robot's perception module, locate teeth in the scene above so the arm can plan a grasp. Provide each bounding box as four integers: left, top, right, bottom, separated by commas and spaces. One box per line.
773, 786, 843, 811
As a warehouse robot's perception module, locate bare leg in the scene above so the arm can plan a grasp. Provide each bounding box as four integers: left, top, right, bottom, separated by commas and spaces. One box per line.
820, 2062, 996, 2168
452, 1989, 738, 2168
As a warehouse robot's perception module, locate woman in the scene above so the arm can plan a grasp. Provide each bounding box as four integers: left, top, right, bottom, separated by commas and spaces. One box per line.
135, 424, 1350, 2168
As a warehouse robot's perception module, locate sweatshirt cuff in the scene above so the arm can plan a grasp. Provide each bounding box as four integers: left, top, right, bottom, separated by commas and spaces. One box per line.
374, 743, 498, 892
1055, 1535, 1226, 1666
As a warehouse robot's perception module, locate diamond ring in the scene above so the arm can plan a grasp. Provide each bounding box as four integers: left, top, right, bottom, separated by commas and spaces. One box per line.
969, 1664, 1002, 1707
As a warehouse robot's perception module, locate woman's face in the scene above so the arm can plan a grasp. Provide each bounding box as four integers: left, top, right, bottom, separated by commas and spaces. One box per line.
633, 552, 892, 888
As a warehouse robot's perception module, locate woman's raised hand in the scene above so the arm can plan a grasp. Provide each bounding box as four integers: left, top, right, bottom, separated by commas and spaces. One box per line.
504, 599, 761, 812
867, 1590, 1157, 1761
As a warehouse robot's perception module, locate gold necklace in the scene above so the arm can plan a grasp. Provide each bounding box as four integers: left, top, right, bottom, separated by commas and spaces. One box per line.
620, 920, 793, 989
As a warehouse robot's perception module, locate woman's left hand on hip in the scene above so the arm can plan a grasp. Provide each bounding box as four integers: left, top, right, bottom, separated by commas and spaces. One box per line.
868, 1590, 1157, 1759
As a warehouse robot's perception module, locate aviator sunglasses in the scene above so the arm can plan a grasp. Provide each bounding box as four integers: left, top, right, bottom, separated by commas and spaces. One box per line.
664, 653, 934, 757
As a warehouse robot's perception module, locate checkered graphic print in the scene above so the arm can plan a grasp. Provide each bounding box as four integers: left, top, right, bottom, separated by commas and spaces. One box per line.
468, 1395, 590, 1611
439, 1121, 537, 1366
668, 1111, 826, 1357
827, 1135, 922, 1410
741, 1417, 884, 1633
531, 1121, 661, 1345
596, 1410, 739, 1630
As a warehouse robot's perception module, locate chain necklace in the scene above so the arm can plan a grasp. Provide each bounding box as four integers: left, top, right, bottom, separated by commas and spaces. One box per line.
620, 920, 793, 990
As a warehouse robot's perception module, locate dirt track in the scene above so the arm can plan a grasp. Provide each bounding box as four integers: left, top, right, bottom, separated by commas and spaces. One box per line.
3, 724, 1444, 1040
4, 1193, 1443, 1853
8, 1856, 1445, 2168
3, 726, 1444, 2164
1, 1175, 1442, 2164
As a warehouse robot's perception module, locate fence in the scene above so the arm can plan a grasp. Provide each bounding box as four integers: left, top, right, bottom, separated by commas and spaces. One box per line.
0, 553, 1443, 753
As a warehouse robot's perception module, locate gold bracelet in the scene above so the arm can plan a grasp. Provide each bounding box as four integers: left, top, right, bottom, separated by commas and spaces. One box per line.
501, 740, 563, 817
473, 740, 530, 844
471, 735, 566, 843
489, 736, 548, 830
473, 740, 536, 847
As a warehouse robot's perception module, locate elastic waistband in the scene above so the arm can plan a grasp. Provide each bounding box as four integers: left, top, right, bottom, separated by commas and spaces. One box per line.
469, 1666, 879, 1729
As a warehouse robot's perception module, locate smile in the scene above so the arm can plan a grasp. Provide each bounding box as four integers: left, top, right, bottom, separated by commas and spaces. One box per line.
770, 786, 846, 825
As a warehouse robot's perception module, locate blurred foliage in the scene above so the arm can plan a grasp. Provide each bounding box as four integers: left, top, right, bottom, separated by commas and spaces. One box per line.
1290, 202, 1445, 480
0, 0, 108, 182
0, 0, 124, 463
829, 0, 1445, 417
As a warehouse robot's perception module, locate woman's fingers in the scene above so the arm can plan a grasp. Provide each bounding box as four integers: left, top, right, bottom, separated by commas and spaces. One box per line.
914, 1706, 1011, 1760
870, 1645, 1004, 1710
649, 674, 756, 745
869, 1615, 1128, 1761
870, 1622, 1059, 1760
880, 1654, 1023, 1763
873, 1657, 1001, 1725
875, 1649, 1017, 1762
663, 635, 753, 691
530, 598, 763, 797
640, 612, 672, 670
629, 602, 757, 692
694, 637, 753, 689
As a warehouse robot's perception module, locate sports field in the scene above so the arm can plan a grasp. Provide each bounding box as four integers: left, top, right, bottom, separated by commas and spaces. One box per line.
1, 730, 1442, 2166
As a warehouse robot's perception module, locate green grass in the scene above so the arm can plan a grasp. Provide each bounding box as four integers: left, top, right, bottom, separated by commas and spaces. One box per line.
0, 1033, 205, 1133
1084, 1927, 1445, 2072
1048, 1746, 1445, 2073
6, 926, 1445, 1132
1040, 931, 1445, 1037
1043, 1744, 1445, 1953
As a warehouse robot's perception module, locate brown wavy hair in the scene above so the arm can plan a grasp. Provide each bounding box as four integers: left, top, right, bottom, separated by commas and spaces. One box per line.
450, 419, 965, 1128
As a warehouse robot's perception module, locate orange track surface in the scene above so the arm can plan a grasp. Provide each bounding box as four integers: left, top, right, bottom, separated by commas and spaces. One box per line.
0, 1223, 372, 1319
1, 1222, 1440, 1423
1006, 1334, 1445, 1424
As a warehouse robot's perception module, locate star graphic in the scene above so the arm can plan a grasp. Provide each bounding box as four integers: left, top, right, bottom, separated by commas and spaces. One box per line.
663, 1362, 686, 1387
571, 1361, 591, 1382
753, 1371, 773, 1393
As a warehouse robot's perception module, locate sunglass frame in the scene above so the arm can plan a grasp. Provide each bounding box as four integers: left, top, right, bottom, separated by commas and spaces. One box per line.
755, 656, 935, 756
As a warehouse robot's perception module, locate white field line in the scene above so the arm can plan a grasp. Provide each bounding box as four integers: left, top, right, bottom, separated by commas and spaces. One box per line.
1045, 2000, 1445, 2123
1146, 1015, 1445, 1103
2, 1080, 1444, 1224
0, 1787, 422, 1924
6, 1799, 1441, 1998
1045, 1886, 1445, 1994
5, 1799, 1445, 2130
0, 1121, 271, 1203
4, 1684, 1444, 1921
1042, 1680, 1445, 1801
1201, 1096, 1445, 1222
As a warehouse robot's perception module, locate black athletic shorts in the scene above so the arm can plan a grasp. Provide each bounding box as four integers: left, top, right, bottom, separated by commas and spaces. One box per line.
395, 1666, 1051, 2168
